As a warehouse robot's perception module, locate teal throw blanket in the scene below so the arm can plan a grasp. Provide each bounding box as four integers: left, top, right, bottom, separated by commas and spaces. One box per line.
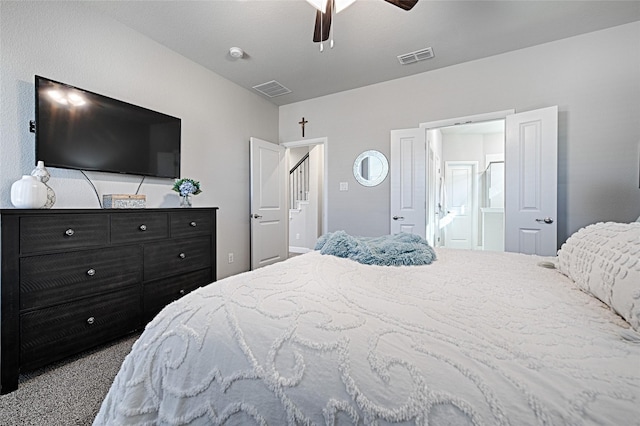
314, 231, 436, 266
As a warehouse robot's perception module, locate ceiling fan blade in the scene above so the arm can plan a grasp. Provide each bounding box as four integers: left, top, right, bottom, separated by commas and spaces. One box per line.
313, 1, 333, 42
383, 0, 418, 11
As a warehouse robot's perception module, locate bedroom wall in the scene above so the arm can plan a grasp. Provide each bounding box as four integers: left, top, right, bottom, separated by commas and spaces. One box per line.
279, 22, 640, 247
0, 1, 279, 279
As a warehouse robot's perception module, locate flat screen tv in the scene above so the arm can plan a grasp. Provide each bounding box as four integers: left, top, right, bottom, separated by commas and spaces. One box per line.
35, 75, 181, 178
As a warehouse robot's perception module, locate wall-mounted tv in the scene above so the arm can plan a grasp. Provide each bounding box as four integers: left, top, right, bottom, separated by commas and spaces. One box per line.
35, 75, 181, 178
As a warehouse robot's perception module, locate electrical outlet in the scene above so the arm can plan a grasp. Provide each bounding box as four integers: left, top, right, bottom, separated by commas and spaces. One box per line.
228, 253, 234, 263
340, 182, 348, 191
296, 233, 300, 240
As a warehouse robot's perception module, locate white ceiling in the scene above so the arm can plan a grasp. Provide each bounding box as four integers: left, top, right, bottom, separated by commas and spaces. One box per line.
86, 0, 640, 106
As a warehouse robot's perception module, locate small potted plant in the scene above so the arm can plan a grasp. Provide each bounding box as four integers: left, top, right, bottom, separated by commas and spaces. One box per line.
172, 178, 202, 208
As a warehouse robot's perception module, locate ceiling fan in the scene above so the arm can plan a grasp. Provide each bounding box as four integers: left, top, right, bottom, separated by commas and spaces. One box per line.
308, 0, 419, 49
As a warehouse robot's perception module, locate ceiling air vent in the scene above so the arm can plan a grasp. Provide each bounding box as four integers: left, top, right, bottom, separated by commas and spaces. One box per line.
252, 80, 292, 98
397, 47, 434, 65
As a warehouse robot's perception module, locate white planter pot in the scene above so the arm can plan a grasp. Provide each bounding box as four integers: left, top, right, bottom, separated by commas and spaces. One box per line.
11, 175, 48, 209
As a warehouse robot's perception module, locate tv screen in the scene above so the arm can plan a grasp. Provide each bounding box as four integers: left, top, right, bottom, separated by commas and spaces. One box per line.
35, 76, 181, 178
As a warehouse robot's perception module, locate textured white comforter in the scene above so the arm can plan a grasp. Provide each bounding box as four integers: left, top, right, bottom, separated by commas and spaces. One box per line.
94, 249, 640, 425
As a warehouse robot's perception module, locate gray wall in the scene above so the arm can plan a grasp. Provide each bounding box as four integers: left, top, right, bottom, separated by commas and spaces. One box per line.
279, 22, 640, 246
1, 1, 638, 280
0, 1, 279, 279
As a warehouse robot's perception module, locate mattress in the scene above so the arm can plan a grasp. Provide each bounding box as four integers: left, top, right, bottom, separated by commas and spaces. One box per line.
94, 247, 640, 425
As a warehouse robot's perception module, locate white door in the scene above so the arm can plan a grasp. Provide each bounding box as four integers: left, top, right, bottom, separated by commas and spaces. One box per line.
390, 128, 426, 238
505, 106, 558, 256
433, 151, 443, 247
426, 142, 437, 246
250, 137, 288, 270
443, 162, 477, 249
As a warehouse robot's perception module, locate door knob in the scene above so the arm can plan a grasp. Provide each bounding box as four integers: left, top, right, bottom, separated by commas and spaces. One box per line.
252, 214, 263, 219
535, 217, 554, 224
393, 216, 405, 221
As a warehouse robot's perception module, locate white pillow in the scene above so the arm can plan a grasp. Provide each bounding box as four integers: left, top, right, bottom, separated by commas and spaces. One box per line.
557, 222, 640, 331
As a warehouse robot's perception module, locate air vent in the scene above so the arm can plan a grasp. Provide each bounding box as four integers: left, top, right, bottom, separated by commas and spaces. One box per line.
252, 80, 292, 98
397, 47, 434, 65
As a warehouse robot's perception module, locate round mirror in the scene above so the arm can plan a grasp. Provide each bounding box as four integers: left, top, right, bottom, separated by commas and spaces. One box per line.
353, 150, 389, 187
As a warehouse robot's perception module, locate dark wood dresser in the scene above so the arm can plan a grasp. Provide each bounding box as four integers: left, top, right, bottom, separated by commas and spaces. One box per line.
0, 207, 217, 394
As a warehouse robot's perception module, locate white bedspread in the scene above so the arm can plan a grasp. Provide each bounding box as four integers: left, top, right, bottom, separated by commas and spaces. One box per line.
94, 249, 640, 425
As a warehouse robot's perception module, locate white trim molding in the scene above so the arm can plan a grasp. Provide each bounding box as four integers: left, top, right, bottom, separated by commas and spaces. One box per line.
419, 110, 515, 129
281, 137, 329, 234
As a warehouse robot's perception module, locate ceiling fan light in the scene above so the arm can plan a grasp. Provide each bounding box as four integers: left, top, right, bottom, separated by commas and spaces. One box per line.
305, 0, 328, 13
306, 0, 356, 14
335, 0, 356, 13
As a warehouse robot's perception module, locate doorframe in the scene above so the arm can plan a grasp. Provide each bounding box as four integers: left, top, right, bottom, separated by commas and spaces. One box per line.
420, 110, 513, 250
281, 137, 329, 235
419, 110, 515, 130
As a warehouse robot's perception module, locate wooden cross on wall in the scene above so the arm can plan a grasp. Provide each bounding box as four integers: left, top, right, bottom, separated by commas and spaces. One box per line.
298, 117, 308, 137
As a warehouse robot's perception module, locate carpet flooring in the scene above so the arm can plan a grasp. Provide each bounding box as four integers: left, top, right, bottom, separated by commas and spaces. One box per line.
0, 332, 139, 426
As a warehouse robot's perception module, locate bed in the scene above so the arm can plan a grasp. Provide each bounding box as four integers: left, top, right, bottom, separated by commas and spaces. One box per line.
94, 222, 640, 425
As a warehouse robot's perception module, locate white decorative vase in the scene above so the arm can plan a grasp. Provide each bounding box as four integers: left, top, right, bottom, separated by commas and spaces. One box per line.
31, 161, 56, 208
11, 175, 48, 209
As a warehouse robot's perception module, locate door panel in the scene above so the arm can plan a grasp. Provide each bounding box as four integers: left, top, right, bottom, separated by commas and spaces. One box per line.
444, 162, 476, 249
250, 137, 288, 269
426, 142, 436, 246
433, 151, 443, 247
390, 128, 426, 238
505, 106, 558, 256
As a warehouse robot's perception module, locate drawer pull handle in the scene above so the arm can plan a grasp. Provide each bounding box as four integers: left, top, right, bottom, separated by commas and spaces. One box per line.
87, 268, 96, 276
139, 224, 147, 231
190, 221, 197, 227
179, 253, 186, 259
179, 289, 186, 295
65, 228, 75, 236
86, 317, 95, 325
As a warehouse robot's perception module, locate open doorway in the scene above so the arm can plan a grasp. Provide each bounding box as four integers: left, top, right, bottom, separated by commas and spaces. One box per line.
282, 138, 328, 256
412, 106, 557, 255
427, 120, 505, 251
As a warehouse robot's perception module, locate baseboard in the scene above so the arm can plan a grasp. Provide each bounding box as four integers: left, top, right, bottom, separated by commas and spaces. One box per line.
289, 246, 312, 254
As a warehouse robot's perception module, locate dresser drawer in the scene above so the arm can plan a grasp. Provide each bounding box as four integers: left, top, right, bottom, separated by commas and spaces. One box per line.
20, 246, 142, 310
20, 286, 141, 370
170, 211, 212, 238
144, 236, 212, 281
111, 212, 169, 244
143, 268, 212, 323
20, 214, 109, 254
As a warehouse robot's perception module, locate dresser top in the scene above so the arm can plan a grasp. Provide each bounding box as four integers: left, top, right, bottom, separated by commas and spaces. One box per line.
1, 207, 219, 215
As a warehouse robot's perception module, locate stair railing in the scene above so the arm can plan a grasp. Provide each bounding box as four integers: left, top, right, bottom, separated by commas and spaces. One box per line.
290, 153, 310, 209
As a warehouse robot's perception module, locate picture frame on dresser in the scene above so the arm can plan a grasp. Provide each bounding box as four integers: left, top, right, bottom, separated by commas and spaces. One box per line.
0, 207, 217, 394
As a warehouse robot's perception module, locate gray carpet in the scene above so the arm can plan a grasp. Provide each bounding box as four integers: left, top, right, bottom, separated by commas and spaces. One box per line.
0, 332, 139, 426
